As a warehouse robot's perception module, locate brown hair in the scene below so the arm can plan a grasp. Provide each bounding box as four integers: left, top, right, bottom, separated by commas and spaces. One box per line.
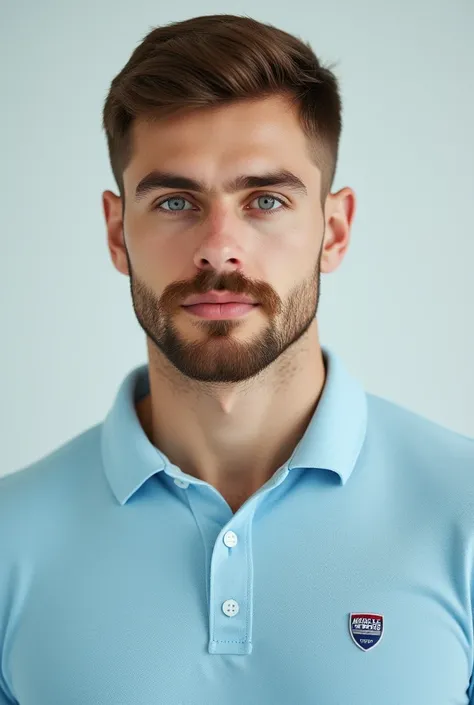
102, 14, 342, 206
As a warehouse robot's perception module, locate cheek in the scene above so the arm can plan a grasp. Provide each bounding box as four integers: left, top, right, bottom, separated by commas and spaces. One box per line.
129, 215, 186, 263
266, 220, 319, 265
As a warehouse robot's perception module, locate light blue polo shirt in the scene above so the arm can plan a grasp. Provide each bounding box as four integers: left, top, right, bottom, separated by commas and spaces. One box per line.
1, 345, 474, 705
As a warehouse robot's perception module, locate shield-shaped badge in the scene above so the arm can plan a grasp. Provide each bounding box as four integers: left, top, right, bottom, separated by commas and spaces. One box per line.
349, 613, 384, 651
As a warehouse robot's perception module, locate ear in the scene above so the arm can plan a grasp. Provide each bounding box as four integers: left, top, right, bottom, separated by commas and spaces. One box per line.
320, 187, 356, 274
102, 190, 129, 276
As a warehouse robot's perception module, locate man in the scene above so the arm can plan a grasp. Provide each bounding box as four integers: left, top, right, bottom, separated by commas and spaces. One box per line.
1, 13, 473, 705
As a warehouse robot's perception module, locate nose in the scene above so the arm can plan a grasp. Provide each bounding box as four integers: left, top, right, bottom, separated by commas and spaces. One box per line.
192, 208, 245, 273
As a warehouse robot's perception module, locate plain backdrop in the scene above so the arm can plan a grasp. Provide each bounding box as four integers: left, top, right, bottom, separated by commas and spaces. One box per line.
1, 0, 473, 478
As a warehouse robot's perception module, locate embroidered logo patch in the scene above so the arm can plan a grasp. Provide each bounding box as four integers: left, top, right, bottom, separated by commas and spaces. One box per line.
349, 613, 384, 651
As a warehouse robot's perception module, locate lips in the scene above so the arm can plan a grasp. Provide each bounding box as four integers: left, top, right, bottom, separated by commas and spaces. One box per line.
182, 292, 258, 306
183, 302, 258, 319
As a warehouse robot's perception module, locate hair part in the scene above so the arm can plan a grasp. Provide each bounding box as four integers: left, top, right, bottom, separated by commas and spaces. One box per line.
102, 14, 343, 208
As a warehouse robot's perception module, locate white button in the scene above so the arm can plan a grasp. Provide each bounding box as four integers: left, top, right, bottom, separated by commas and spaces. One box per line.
222, 599, 240, 617
174, 478, 189, 489
223, 531, 238, 548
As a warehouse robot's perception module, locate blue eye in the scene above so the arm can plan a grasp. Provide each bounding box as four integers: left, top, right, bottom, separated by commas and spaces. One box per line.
248, 194, 285, 212
156, 196, 194, 212
153, 193, 287, 215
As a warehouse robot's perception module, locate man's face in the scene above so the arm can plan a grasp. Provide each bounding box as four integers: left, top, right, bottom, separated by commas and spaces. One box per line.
109, 94, 335, 383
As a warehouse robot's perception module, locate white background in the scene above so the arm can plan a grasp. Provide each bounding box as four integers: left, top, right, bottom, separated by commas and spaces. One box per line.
1, 0, 473, 477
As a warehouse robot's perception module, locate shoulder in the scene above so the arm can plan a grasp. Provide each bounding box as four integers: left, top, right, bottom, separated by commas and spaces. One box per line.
366, 391, 473, 450
0, 423, 103, 544
366, 391, 474, 506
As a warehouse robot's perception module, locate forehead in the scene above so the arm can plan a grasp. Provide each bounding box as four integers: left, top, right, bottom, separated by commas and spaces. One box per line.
124, 94, 317, 184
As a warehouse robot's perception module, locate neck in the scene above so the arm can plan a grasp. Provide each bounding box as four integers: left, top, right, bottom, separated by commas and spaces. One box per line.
136, 320, 326, 511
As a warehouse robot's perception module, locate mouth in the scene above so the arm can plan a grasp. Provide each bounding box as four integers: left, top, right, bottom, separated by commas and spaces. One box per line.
181, 302, 260, 320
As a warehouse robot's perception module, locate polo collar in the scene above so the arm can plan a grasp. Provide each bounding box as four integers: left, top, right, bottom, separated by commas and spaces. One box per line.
101, 346, 367, 505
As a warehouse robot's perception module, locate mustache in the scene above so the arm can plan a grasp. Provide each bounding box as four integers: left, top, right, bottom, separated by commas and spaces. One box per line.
165, 269, 278, 311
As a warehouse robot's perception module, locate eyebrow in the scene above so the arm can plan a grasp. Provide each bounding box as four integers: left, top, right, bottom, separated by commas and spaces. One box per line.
134, 169, 308, 202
